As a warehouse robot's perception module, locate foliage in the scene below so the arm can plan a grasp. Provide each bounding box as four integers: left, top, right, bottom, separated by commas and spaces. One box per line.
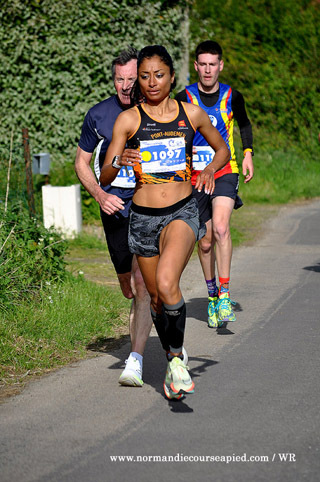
0, 0, 190, 170
0, 133, 28, 210
0, 205, 68, 311
1, 0, 318, 224
190, 0, 320, 158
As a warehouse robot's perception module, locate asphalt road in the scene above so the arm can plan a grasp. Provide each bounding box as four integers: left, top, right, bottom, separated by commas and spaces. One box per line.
1, 199, 320, 482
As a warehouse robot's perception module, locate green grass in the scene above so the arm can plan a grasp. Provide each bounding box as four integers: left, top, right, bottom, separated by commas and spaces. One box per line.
234, 140, 320, 205
67, 229, 106, 251
0, 275, 130, 390
241, 151, 320, 204
65, 229, 118, 284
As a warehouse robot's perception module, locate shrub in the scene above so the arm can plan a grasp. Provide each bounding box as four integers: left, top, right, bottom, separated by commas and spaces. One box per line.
0, 0, 190, 167
0, 206, 68, 311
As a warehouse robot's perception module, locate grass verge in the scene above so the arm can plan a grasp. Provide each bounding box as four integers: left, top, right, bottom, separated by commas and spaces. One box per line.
0, 274, 130, 400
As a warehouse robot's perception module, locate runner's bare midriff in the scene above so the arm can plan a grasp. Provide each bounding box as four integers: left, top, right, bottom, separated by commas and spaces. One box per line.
133, 180, 192, 208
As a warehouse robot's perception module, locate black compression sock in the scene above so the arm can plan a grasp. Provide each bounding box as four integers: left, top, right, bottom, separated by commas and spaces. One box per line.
150, 307, 170, 352
162, 298, 186, 350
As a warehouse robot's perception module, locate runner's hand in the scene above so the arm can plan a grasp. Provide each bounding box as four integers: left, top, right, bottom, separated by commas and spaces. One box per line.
242, 152, 254, 183
120, 148, 141, 166
194, 166, 216, 195
97, 191, 125, 215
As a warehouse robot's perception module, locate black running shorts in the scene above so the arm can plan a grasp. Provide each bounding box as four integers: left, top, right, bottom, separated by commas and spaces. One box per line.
193, 173, 242, 224
100, 210, 133, 274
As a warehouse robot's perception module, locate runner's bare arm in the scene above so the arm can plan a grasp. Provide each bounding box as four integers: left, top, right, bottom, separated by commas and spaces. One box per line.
99, 109, 141, 187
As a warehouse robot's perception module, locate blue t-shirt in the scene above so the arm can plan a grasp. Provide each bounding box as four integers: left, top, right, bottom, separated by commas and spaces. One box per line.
78, 95, 135, 218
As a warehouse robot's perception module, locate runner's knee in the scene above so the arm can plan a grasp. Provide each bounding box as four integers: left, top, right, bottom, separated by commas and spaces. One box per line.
213, 220, 230, 243
156, 274, 179, 305
198, 236, 212, 255
131, 266, 149, 301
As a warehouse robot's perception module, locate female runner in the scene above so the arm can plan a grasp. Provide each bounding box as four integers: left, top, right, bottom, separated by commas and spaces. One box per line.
100, 45, 229, 399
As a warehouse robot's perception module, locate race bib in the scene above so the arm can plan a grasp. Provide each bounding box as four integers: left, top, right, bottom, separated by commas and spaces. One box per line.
140, 137, 186, 173
111, 165, 136, 188
192, 146, 215, 171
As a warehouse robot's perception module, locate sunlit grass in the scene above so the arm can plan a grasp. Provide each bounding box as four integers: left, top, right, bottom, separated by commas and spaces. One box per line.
238, 148, 320, 204
0, 276, 130, 388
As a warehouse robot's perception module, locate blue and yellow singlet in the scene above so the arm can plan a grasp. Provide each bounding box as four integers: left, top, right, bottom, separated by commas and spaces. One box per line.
185, 82, 239, 182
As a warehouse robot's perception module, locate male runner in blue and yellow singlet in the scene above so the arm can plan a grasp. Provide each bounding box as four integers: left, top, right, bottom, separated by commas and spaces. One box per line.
176, 40, 254, 328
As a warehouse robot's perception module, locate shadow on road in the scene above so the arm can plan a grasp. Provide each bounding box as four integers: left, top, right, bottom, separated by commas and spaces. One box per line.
86, 334, 130, 353
303, 262, 320, 273
85, 295, 241, 411
91, 335, 220, 412
186, 296, 242, 335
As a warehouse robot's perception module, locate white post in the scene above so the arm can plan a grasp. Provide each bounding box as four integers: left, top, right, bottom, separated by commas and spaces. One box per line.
42, 184, 82, 238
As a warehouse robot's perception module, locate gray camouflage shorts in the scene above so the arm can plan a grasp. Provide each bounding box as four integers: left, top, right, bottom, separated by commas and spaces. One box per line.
128, 194, 206, 257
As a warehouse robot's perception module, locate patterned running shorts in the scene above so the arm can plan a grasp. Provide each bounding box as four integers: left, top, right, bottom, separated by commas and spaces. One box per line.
128, 194, 206, 257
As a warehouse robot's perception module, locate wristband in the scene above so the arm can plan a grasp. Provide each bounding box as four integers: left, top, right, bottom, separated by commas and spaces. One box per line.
243, 148, 253, 156
112, 155, 121, 169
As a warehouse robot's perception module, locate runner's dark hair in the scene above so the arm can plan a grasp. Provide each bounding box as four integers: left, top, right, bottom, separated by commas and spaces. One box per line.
131, 45, 176, 106
195, 40, 223, 60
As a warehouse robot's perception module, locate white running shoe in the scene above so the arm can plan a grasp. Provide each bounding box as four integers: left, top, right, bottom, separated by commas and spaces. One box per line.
118, 353, 143, 387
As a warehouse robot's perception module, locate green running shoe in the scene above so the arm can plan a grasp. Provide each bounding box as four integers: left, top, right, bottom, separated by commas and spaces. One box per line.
169, 356, 195, 396
164, 359, 184, 400
217, 292, 236, 323
164, 350, 191, 400
208, 296, 219, 328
